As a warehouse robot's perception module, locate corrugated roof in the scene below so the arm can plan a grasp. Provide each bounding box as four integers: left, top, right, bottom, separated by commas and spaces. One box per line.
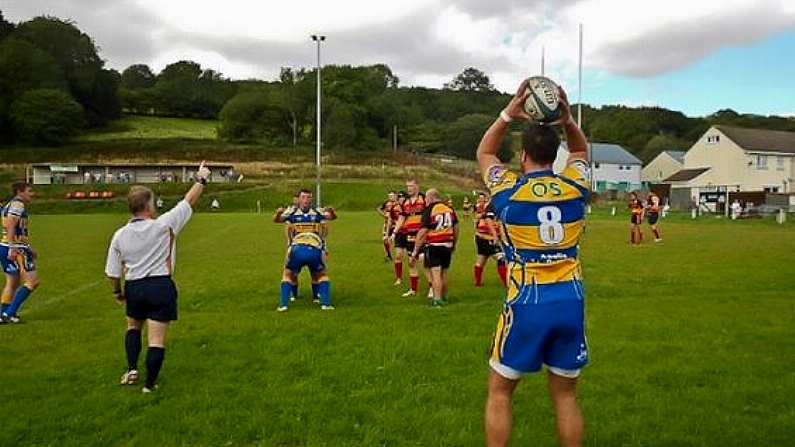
664, 150, 686, 163
663, 167, 710, 182
561, 142, 643, 165
715, 125, 795, 154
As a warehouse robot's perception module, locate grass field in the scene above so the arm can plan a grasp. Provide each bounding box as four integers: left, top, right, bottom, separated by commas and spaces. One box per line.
0, 211, 793, 446
80, 116, 219, 141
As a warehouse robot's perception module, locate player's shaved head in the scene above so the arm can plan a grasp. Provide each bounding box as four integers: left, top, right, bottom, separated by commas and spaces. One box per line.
426, 188, 440, 202
128, 186, 154, 215
406, 179, 419, 196
522, 124, 560, 165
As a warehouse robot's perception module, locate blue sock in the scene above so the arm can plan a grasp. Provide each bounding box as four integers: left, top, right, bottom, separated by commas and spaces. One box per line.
317, 281, 331, 306
6, 286, 32, 316
311, 283, 319, 300
291, 284, 299, 298
279, 282, 292, 308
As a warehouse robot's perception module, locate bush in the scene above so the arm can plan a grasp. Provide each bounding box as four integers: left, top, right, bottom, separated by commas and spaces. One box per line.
10, 89, 84, 145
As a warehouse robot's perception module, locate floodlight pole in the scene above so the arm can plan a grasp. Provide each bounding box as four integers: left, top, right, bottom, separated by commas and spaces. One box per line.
312, 34, 326, 207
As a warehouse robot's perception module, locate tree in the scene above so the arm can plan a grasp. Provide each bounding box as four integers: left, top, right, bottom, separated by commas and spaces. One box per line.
153, 61, 236, 118
10, 88, 84, 144
13, 16, 120, 125
0, 11, 14, 40
218, 89, 290, 144
0, 38, 65, 141
444, 67, 495, 93
324, 101, 357, 149
121, 64, 156, 90
442, 113, 512, 161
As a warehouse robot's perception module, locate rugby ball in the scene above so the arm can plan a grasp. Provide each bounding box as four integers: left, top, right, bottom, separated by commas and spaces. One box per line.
523, 76, 563, 123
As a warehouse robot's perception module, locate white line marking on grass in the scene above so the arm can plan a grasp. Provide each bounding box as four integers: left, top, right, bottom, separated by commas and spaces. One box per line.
33, 217, 247, 310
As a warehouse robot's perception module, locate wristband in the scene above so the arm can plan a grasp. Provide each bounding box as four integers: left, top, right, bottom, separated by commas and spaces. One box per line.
499, 110, 513, 123
197, 177, 207, 185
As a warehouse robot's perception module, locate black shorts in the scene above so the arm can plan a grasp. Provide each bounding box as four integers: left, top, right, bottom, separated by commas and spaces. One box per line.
630, 214, 642, 225
395, 232, 415, 251
647, 213, 659, 225
424, 245, 452, 269
124, 276, 178, 322
476, 236, 500, 256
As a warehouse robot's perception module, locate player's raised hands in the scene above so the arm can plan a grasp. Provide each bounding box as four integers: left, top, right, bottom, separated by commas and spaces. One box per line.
503, 79, 532, 121
557, 86, 574, 126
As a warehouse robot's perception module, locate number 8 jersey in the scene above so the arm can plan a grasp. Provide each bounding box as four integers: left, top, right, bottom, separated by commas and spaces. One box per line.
484, 159, 590, 305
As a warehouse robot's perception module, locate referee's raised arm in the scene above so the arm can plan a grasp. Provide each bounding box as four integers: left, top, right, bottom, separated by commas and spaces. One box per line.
104, 161, 211, 393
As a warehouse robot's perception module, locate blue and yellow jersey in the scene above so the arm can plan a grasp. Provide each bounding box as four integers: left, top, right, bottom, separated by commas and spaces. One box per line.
1, 197, 30, 247
280, 206, 326, 249
484, 159, 590, 304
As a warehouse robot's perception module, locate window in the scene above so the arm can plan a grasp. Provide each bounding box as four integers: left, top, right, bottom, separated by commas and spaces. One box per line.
777, 156, 786, 171
764, 186, 779, 193
756, 155, 768, 169
594, 163, 601, 169
706, 135, 720, 144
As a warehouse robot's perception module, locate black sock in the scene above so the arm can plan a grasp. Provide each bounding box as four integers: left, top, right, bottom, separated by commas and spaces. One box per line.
145, 347, 165, 389
125, 329, 141, 371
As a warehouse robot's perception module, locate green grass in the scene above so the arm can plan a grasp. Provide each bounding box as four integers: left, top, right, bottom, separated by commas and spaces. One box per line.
79, 115, 219, 141
0, 211, 793, 446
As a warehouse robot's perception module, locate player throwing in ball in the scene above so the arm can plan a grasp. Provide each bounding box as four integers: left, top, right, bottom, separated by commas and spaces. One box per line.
478, 80, 590, 447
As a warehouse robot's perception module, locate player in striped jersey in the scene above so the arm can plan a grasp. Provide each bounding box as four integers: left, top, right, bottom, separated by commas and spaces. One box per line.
646, 192, 662, 242
377, 191, 398, 262
478, 80, 589, 447
628, 192, 644, 245
275, 189, 333, 311
411, 189, 458, 307
391, 180, 427, 297
1, 182, 39, 323
473, 197, 507, 288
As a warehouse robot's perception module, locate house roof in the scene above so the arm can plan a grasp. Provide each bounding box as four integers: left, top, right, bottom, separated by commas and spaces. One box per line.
561, 142, 643, 165
663, 150, 686, 163
715, 125, 795, 154
663, 167, 710, 182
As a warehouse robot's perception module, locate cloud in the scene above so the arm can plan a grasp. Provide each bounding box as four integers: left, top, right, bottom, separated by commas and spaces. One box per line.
3, 0, 795, 91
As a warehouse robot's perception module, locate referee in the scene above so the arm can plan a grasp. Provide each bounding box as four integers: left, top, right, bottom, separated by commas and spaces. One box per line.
105, 162, 210, 393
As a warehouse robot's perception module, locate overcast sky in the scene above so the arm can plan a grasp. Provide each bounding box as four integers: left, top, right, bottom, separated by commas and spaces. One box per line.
4, 0, 795, 116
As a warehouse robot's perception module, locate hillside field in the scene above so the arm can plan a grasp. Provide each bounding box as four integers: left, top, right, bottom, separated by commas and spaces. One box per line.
0, 211, 793, 446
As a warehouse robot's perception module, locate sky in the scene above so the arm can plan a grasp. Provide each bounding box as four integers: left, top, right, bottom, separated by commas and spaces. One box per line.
4, 0, 795, 117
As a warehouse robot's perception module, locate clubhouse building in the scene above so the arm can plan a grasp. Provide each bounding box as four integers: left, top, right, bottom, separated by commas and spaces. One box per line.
27, 163, 237, 185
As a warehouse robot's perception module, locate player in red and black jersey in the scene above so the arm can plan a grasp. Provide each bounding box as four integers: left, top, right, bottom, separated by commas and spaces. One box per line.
474, 192, 488, 216
377, 191, 399, 262
473, 198, 507, 288
646, 193, 662, 242
391, 179, 427, 296
628, 192, 644, 245
411, 189, 458, 307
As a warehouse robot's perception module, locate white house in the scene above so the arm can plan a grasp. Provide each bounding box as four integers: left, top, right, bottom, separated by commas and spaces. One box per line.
663, 125, 795, 209
554, 142, 643, 193
642, 150, 685, 183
